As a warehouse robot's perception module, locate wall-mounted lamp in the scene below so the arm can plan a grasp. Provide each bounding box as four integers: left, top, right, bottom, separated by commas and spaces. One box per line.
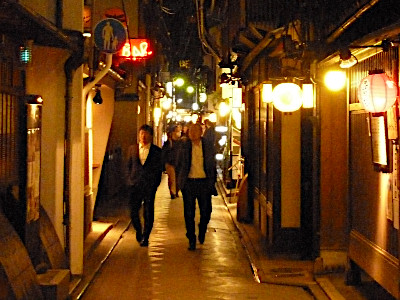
25, 94, 43, 104
302, 83, 314, 108
339, 49, 358, 69
262, 83, 273, 103
339, 39, 397, 69
19, 40, 33, 64
153, 107, 162, 126
324, 70, 346, 91
272, 83, 302, 112
93, 86, 103, 105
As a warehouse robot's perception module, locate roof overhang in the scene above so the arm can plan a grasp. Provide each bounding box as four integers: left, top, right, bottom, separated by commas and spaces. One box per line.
0, 0, 82, 52
319, 20, 400, 67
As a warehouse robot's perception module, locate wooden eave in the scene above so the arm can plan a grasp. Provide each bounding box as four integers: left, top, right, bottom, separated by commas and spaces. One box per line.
0, 0, 81, 52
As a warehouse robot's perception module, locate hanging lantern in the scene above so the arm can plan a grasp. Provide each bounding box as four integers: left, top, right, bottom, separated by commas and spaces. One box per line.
357, 71, 398, 113
272, 83, 302, 112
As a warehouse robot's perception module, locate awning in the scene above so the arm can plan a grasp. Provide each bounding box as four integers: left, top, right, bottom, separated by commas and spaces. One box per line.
0, 0, 81, 52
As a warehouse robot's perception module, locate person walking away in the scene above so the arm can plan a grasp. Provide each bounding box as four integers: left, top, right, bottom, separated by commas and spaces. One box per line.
176, 122, 217, 250
127, 124, 162, 247
162, 125, 181, 199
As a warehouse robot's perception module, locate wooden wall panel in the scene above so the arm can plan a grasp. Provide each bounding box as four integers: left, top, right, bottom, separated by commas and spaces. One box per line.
319, 84, 348, 250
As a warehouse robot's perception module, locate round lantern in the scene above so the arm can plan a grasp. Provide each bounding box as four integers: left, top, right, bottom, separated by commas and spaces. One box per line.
357, 72, 398, 113
272, 83, 302, 112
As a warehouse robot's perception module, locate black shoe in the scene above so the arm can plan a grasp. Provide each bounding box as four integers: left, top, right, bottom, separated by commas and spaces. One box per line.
170, 194, 176, 199
198, 230, 206, 244
140, 239, 149, 247
136, 231, 143, 243
188, 239, 196, 251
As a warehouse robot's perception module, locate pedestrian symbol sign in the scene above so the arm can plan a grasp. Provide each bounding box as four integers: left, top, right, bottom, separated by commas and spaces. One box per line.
94, 18, 127, 54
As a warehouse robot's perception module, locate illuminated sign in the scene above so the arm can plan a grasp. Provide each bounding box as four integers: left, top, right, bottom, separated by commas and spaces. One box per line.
179, 60, 191, 69
119, 39, 153, 60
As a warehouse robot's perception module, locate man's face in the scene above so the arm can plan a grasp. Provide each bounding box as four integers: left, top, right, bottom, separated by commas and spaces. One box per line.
139, 129, 152, 145
188, 124, 202, 142
172, 127, 181, 140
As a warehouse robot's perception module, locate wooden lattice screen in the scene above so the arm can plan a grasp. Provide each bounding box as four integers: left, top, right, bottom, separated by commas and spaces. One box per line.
0, 38, 24, 209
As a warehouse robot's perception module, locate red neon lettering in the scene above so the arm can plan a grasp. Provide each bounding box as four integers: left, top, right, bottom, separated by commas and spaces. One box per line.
119, 41, 152, 60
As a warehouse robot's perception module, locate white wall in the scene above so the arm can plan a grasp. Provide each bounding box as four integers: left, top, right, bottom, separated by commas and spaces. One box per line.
92, 85, 115, 202
25, 46, 69, 246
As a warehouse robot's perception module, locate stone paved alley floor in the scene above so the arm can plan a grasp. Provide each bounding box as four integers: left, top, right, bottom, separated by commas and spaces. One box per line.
79, 175, 314, 300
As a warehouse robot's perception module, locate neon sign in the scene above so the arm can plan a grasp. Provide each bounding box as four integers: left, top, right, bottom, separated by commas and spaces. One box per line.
119, 39, 153, 60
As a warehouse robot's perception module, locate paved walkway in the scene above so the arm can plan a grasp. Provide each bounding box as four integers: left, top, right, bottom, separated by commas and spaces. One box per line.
78, 174, 314, 300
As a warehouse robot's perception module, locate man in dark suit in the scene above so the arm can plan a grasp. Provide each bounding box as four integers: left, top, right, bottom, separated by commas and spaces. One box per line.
127, 124, 162, 247
176, 122, 217, 250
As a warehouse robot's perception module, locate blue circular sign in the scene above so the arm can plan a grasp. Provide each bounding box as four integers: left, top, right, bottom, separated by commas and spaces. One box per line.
94, 18, 127, 53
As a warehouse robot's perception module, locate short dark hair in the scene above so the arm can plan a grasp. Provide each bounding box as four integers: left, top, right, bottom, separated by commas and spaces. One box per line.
167, 125, 177, 134
139, 124, 153, 136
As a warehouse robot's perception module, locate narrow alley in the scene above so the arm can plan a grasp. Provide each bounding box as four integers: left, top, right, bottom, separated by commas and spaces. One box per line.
76, 174, 314, 300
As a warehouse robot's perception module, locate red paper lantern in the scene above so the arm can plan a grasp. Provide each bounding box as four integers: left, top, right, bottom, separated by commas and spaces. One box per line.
357, 72, 398, 113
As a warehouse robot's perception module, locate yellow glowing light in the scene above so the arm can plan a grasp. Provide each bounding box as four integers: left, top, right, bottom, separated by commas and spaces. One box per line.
262, 83, 273, 103
209, 113, 217, 123
272, 83, 302, 112
219, 102, 230, 117
166, 82, 173, 96
187, 86, 194, 93
191, 114, 199, 123
153, 107, 161, 120
232, 108, 241, 129
232, 87, 242, 108
174, 78, 184, 87
199, 92, 207, 102
162, 97, 172, 110
222, 84, 233, 99
324, 71, 346, 91
302, 83, 314, 108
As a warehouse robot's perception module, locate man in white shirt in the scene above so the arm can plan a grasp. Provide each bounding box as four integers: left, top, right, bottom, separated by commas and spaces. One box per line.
127, 124, 162, 247
176, 122, 217, 250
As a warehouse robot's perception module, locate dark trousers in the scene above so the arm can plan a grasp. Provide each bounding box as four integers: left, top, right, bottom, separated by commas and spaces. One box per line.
130, 186, 156, 240
182, 179, 212, 241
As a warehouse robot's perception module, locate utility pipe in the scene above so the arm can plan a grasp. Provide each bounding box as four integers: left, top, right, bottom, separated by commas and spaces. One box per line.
64, 33, 84, 274
195, 0, 222, 62
326, 0, 381, 44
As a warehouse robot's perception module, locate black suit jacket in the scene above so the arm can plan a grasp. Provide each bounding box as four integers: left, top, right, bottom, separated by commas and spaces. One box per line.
176, 138, 216, 191
127, 143, 163, 192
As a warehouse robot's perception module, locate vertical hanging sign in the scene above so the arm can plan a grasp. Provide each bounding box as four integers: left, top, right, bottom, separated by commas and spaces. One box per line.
393, 144, 399, 229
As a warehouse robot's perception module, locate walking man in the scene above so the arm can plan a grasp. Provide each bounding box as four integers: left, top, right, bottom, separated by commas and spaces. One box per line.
127, 124, 162, 247
177, 122, 217, 250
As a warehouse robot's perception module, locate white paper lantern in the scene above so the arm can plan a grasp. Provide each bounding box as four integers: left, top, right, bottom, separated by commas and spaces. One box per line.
272, 83, 302, 112
357, 72, 398, 113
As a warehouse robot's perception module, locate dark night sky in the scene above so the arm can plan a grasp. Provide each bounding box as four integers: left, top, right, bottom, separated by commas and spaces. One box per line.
159, 0, 203, 72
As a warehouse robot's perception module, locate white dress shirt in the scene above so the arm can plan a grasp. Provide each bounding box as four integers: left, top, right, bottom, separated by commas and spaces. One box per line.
139, 143, 150, 165
188, 141, 206, 178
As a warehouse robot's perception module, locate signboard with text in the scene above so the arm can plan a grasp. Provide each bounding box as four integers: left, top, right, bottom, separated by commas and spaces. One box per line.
118, 38, 153, 61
